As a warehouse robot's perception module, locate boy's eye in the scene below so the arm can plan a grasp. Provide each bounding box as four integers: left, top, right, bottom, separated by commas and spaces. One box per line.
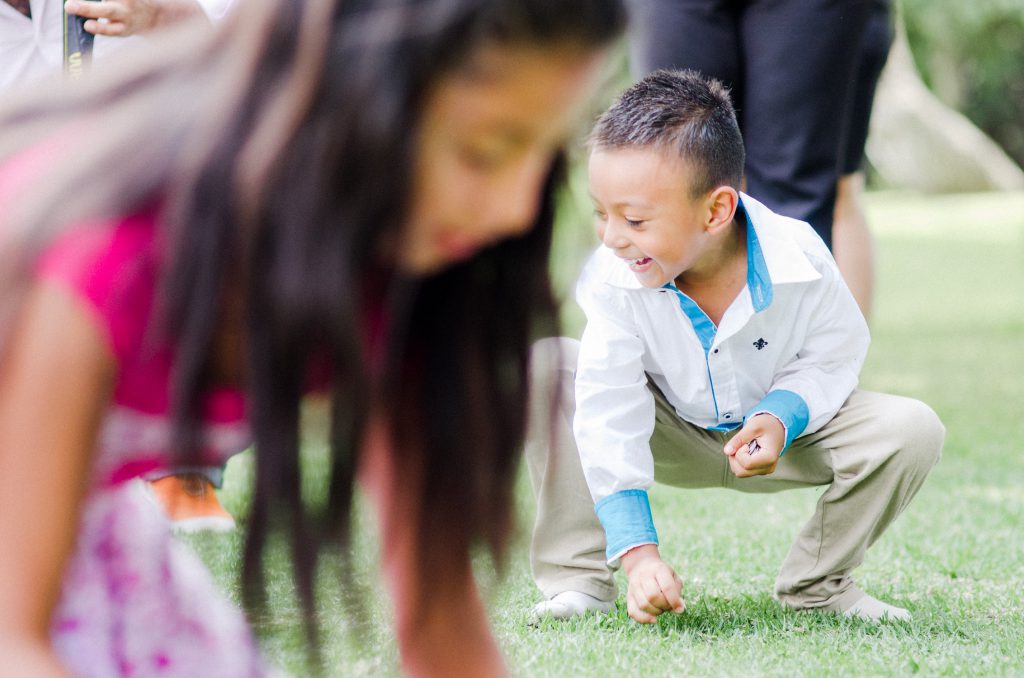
625, 218, 644, 227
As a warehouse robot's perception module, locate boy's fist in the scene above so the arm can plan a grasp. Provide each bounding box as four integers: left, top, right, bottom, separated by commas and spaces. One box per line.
722, 413, 786, 477
620, 544, 685, 624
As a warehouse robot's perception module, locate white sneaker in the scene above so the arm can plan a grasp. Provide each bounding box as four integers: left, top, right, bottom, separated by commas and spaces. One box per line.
532, 591, 614, 621
842, 594, 911, 622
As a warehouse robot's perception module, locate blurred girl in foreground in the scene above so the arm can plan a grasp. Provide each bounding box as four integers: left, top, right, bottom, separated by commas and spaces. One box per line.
0, 0, 625, 674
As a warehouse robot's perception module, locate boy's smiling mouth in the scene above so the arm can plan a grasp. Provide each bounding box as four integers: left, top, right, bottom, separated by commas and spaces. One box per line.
627, 256, 652, 272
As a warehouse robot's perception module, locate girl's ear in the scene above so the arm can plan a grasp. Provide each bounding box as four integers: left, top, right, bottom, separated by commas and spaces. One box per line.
705, 185, 739, 233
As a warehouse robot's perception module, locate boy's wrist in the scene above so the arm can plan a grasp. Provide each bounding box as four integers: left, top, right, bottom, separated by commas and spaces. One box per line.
594, 489, 659, 564
620, 543, 661, 575
746, 389, 809, 451
750, 412, 785, 438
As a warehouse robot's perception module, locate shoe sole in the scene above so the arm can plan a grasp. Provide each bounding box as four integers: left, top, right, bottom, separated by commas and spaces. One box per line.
172, 516, 237, 534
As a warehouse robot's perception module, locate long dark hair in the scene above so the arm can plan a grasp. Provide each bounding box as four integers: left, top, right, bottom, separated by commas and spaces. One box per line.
0, 0, 626, 645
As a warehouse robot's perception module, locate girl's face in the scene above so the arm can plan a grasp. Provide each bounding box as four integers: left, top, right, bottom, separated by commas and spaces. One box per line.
398, 43, 608, 275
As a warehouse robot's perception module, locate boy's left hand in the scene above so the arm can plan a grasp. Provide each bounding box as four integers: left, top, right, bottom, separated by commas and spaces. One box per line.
722, 414, 786, 478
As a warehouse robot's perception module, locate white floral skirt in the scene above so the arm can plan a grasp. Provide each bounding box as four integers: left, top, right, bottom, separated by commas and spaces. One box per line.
51, 480, 270, 677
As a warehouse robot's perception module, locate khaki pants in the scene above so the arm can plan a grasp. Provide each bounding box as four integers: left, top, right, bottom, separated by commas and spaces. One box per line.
526, 338, 944, 609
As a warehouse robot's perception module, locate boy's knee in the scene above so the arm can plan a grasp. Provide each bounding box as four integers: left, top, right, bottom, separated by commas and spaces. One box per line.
890, 397, 944, 472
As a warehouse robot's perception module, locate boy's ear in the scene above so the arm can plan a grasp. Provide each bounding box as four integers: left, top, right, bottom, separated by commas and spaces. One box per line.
705, 186, 739, 233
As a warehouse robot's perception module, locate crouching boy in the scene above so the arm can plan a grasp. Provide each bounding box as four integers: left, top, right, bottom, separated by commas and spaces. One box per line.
526, 70, 944, 624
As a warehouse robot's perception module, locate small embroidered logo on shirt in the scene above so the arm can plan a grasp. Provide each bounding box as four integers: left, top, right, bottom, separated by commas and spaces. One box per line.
753, 338, 768, 350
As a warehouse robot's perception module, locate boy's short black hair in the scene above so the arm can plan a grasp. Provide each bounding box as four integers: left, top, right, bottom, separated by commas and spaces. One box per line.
590, 69, 745, 198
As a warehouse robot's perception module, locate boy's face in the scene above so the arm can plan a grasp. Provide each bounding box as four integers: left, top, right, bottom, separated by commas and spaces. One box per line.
588, 146, 713, 288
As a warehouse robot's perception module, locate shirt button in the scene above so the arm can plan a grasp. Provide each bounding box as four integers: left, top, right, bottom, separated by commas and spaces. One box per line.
712, 348, 719, 354
724, 413, 732, 419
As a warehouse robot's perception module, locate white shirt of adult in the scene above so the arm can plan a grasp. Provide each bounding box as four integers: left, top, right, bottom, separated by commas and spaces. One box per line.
0, 0, 234, 92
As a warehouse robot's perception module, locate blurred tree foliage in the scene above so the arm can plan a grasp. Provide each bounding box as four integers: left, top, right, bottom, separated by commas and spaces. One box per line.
902, 0, 1024, 168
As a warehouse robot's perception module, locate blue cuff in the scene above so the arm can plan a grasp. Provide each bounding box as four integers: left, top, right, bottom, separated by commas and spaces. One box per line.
594, 489, 659, 563
746, 389, 809, 453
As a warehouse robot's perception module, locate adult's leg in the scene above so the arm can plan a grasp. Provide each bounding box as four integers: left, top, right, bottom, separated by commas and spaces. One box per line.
833, 172, 876, 318
525, 338, 617, 602
626, 0, 741, 92
739, 0, 873, 248
833, 0, 893, 318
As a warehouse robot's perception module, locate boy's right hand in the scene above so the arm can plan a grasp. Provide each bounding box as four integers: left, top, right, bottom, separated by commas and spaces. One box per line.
620, 544, 685, 623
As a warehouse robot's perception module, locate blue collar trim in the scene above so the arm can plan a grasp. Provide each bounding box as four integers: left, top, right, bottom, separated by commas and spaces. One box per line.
740, 199, 773, 312
662, 199, 773, 349
662, 284, 717, 353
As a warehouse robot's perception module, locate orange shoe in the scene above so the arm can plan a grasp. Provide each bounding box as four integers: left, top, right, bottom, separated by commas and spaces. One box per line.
146, 473, 236, 533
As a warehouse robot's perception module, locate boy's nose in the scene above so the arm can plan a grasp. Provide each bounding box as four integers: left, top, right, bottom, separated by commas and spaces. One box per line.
601, 219, 630, 250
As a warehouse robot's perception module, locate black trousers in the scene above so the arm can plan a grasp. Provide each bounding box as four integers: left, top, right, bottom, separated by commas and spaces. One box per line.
843, 1, 893, 175
627, 0, 887, 249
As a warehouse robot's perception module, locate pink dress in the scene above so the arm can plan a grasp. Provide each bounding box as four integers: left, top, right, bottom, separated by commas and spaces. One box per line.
26, 209, 271, 676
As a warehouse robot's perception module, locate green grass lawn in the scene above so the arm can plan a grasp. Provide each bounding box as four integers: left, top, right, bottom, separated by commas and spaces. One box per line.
187, 190, 1024, 676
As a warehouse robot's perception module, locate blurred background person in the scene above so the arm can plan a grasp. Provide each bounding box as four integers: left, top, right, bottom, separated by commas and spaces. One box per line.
831, 0, 892, 319
2, 0, 234, 90
626, 0, 887, 318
